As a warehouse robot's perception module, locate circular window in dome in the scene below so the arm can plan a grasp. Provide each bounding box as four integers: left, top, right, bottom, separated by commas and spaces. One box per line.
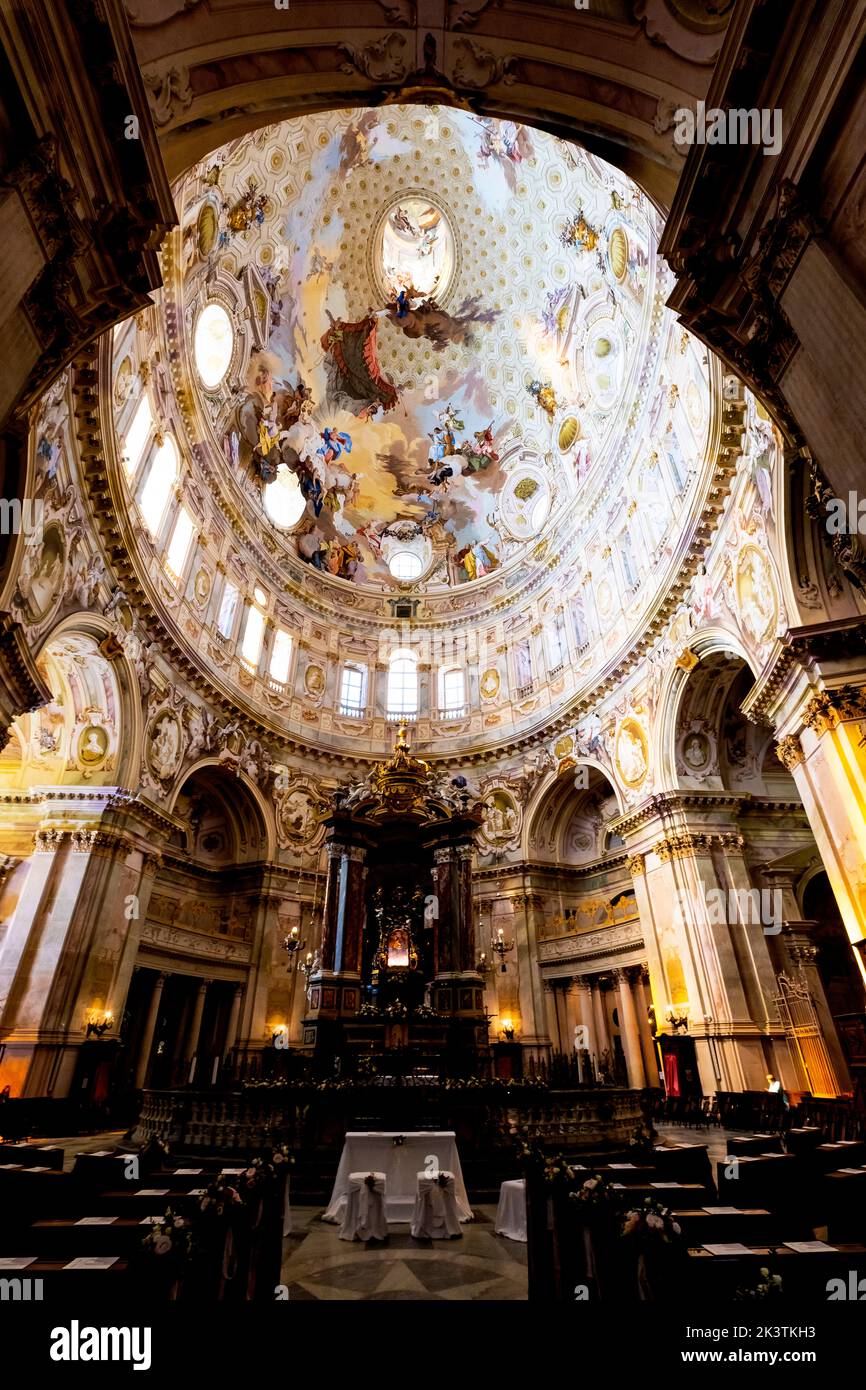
388, 550, 425, 581
375, 194, 457, 303
263, 466, 306, 529
194, 302, 234, 388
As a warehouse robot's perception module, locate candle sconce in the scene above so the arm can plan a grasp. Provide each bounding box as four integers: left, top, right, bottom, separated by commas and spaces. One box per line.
475, 950, 491, 979
282, 922, 307, 971
491, 926, 515, 972
666, 1002, 690, 1033
85, 1011, 112, 1039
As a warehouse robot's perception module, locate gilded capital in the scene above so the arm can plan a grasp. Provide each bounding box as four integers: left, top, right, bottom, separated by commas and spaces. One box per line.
775, 734, 804, 770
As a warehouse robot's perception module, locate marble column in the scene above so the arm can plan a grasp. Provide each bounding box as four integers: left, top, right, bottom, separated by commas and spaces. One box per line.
224, 983, 243, 1060
135, 971, 166, 1089
512, 891, 552, 1059
615, 967, 646, 1090
184, 978, 210, 1079
777, 688, 866, 987
633, 966, 660, 1087
572, 975, 596, 1051
590, 977, 609, 1072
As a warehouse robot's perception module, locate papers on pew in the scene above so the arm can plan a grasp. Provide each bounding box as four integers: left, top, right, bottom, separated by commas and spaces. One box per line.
76, 1217, 117, 1225
607, 1163, 638, 1169
837, 1167, 866, 1175
64, 1257, 119, 1270
173, 1168, 203, 1175
650, 1182, 684, 1188
702, 1206, 742, 1215
784, 1241, 837, 1253
135, 1189, 169, 1196
85, 1150, 114, 1157
0, 1257, 37, 1269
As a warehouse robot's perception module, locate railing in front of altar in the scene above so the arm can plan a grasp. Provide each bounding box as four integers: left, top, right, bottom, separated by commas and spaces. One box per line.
132, 1082, 650, 1155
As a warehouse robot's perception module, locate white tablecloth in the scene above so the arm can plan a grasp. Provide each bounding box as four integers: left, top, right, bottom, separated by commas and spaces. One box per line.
495, 1178, 527, 1242
323, 1132, 472, 1223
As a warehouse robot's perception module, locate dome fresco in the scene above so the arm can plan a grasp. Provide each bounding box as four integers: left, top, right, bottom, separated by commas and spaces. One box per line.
163, 107, 710, 590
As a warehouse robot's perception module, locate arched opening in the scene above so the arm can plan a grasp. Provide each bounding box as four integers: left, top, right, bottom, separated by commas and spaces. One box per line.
121, 764, 271, 1094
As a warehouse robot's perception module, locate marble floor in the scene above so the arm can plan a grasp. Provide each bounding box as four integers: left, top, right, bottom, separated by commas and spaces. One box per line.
279, 1206, 528, 1301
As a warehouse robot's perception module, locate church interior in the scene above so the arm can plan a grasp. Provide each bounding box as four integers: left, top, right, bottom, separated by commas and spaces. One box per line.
1, 0, 866, 1320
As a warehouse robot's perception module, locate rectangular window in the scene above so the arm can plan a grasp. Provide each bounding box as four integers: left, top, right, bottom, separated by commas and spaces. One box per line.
217, 582, 239, 639
514, 638, 533, 692
241, 604, 265, 668
269, 628, 293, 684
546, 616, 566, 670
164, 506, 195, 583
340, 663, 366, 714
387, 653, 418, 716
440, 667, 465, 712
123, 393, 152, 478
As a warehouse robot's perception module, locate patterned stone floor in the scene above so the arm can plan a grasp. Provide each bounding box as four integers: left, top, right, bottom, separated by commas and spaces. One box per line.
280, 1206, 527, 1301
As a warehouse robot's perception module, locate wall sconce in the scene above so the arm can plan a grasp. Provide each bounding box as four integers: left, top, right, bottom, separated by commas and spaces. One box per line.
299, 951, 315, 984
475, 950, 491, 979
271, 1024, 288, 1048
666, 1002, 690, 1033
491, 926, 515, 972
500, 1017, 516, 1042
85, 1011, 112, 1039
282, 922, 306, 970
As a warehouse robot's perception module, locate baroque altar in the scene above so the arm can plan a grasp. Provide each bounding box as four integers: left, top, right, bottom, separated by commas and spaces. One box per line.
301, 724, 489, 1072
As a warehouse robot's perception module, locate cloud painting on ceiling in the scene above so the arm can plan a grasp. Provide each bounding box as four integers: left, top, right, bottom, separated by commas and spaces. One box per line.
176, 107, 709, 589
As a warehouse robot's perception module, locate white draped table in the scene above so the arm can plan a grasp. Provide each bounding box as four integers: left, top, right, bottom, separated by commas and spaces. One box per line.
323, 1132, 472, 1224
495, 1178, 527, 1242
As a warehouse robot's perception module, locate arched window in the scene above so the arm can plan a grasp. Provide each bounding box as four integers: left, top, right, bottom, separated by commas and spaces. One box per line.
387, 648, 418, 717
241, 586, 268, 669
122, 392, 153, 478
139, 435, 178, 537
438, 666, 465, 715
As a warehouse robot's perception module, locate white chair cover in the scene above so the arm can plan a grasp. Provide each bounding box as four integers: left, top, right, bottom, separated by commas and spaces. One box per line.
495, 1178, 527, 1242
340, 1171, 388, 1241
411, 1171, 462, 1239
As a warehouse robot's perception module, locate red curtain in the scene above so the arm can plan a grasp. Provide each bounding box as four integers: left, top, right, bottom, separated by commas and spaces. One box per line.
663, 1049, 680, 1097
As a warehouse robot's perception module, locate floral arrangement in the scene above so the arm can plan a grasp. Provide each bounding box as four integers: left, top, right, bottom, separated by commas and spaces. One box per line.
383, 1002, 408, 1020
141, 1207, 192, 1261
357, 1003, 381, 1018
621, 1198, 682, 1243
436, 1171, 452, 1189
199, 1176, 244, 1220
570, 1174, 618, 1212
734, 1267, 783, 1300
364, 1173, 378, 1191
271, 1143, 295, 1170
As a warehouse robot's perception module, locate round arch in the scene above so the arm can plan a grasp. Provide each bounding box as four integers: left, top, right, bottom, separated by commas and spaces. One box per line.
134, 3, 729, 207
28, 609, 144, 790
166, 755, 276, 863
653, 624, 759, 792
524, 757, 625, 864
